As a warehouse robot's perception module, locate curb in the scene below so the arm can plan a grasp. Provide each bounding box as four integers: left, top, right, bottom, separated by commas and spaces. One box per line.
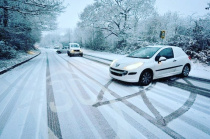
0, 51, 41, 75
83, 54, 113, 62
83, 56, 110, 66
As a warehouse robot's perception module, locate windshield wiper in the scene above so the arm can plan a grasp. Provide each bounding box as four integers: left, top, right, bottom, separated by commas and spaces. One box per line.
138, 57, 150, 59
127, 56, 150, 59
127, 56, 139, 58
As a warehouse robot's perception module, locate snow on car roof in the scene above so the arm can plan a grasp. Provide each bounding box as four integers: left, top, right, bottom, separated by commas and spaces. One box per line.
146, 45, 178, 48
69, 43, 79, 45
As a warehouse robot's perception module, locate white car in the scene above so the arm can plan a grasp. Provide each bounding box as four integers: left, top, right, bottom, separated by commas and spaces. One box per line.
56, 46, 69, 54
67, 43, 83, 57
110, 45, 191, 86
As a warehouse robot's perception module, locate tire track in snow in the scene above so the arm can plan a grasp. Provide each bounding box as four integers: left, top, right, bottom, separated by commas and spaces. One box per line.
161, 79, 210, 97
52, 53, 116, 138
149, 96, 210, 136
46, 53, 62, 139
163, 79, 197, 124
93, 83, 153, 107
57, 54, 184, 139
61, 53, 210, 138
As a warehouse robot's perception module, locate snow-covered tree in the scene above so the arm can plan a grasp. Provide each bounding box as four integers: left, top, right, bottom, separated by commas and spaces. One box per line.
0, 0, 65, 54
78, 0, 155, 49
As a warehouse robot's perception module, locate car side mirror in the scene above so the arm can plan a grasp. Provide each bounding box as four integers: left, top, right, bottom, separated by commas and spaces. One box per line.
158, 57, 167, 62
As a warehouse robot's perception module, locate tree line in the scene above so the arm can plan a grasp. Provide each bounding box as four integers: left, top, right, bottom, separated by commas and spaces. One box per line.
73, 0, 209, 63
0, 0, 64, 59
38, 0, 209, 63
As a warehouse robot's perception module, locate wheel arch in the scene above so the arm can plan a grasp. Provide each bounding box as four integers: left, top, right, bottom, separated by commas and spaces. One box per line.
139, 68, 154, 80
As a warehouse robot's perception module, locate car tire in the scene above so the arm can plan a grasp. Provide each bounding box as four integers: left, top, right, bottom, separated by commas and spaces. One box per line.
81, 54, 83, 57
181, 65, 190, 77
139, 70, 153, 86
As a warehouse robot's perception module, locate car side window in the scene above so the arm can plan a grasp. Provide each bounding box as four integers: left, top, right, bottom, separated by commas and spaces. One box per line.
155, 48, 174, 61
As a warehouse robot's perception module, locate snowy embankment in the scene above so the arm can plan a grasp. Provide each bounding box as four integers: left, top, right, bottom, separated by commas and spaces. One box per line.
0, 50, 40, 74
83, 49, 210, 80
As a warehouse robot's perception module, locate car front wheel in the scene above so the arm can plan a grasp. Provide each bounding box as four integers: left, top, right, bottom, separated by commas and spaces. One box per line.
139, 70, 153, 86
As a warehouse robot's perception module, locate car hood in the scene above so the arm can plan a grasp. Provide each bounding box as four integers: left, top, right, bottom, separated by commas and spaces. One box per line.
111, 57, 150, 69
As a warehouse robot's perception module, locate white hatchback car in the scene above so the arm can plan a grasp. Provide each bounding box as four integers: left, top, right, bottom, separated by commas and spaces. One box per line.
110, 45, 191, 86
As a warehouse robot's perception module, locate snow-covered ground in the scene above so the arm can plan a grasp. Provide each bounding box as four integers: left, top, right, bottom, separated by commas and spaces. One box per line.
0, 50, 40, 72
83, 49, 210, 80
190, 60, 210, 80
0, 48, 210, 139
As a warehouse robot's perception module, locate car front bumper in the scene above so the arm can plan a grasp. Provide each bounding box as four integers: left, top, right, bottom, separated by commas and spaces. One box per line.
109, 67, 140, 83
70, 52, 83, 55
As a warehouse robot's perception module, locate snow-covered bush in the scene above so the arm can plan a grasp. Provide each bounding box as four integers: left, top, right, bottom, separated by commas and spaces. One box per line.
0, 41, 16, 59
186, 49, 210, 64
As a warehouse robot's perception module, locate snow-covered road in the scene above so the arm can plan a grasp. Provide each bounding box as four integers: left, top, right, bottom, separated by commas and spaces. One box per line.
0, 48, 210, 139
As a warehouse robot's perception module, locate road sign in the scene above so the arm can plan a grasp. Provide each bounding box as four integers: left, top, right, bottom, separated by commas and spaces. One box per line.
160, 31, 165, 39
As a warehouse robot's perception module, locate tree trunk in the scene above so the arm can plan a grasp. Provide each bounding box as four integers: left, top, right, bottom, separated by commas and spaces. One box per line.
3, 0, 8, 27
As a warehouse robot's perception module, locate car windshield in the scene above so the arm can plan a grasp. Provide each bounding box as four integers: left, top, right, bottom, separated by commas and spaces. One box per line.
71, 44, 79, 48
127, 47, 161, 59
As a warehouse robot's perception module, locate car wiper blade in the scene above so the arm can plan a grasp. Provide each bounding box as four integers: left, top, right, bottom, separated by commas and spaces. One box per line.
138, 57, 150, 59
127, 56, 139, 58
127, 56, 150, 59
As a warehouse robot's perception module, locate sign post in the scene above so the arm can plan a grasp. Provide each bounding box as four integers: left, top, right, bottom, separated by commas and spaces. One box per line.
160, 30, 165, 44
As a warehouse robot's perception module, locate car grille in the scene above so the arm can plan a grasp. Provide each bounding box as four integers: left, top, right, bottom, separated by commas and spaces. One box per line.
73, 50, 80, 52
110, 67, 128, 76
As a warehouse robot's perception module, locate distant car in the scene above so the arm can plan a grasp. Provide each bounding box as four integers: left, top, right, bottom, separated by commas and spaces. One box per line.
110, 45, 191, 86
56, 46, 69, 54
67, 43, 83, 57
54, 46, 60, 49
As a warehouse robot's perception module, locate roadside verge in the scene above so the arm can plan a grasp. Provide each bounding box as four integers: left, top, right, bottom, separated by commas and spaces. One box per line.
0, 50, 41, 75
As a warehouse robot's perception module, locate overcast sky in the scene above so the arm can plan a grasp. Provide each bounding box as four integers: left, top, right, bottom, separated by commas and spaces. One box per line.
57, 0, 209, 29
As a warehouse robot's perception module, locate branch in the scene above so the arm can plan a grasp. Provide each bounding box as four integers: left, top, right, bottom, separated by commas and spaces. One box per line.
0, 1, 64, 15
100, 27, 118, 37
105, 33, 115, 38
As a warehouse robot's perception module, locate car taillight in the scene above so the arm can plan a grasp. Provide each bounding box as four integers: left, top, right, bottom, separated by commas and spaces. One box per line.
188, 56, 191, 60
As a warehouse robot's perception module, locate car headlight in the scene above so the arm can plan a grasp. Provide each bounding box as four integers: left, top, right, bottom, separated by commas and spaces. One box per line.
124, 62, 143, 70
70, 50, 74, 53
110, 59, 118, 67
80, 50, 83, 52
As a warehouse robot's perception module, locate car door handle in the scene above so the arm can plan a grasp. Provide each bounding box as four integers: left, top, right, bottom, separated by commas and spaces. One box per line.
173, 60, 177, 62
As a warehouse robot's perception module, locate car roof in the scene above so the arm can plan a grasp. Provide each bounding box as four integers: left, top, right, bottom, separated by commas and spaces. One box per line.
69, 43, 79, 45
146, 45, 178, 49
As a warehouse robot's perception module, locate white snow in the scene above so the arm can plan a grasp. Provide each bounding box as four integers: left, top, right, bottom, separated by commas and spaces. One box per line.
0, 50, 40, 72
189, 60, 210, 80
1, 48, 210, 139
